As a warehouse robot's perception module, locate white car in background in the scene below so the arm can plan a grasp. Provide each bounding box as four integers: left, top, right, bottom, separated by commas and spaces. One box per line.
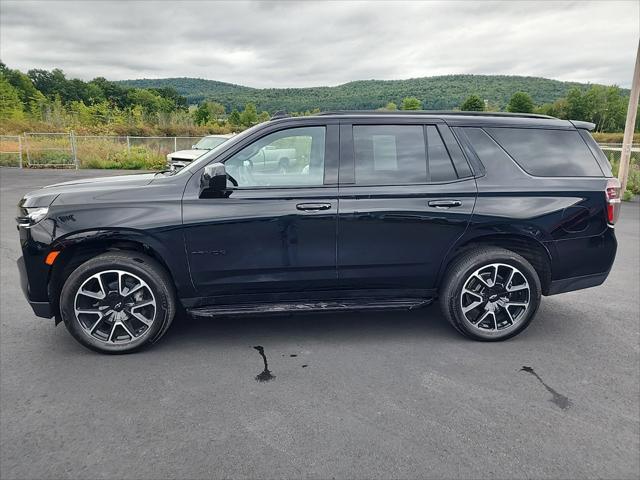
167, 134, 234, 170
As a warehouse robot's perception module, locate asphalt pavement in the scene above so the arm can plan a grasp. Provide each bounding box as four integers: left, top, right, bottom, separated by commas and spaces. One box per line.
1, 167, 638, 479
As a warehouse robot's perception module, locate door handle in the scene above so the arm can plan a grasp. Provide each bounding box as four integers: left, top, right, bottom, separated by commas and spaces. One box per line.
296, 203, 332, 211
428, 199, 462, 208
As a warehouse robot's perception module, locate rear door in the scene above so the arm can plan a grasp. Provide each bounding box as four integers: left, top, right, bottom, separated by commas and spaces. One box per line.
181, 122, 339, 299
336, 120, 477, 292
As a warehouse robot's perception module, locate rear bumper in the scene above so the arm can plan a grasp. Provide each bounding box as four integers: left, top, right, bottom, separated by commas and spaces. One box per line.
547, 271, 610, 295
544, 227, 617, 296
17, 256, 53, 319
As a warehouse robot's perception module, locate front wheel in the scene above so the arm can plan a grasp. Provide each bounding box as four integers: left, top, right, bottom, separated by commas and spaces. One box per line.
60, 252, 176, 354
439, 247, 541, 341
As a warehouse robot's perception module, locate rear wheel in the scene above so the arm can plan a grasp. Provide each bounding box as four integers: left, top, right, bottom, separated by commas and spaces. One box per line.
440, 247, 541, 341
60, 252, 176, 354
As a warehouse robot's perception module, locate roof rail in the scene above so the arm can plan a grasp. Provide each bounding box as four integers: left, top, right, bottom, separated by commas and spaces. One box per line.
314, 110, 556, 120
270, 111, 290, 120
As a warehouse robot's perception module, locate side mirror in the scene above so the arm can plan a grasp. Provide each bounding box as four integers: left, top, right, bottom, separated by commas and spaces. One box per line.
191, 145, 197, 149
199, 162, 228, 198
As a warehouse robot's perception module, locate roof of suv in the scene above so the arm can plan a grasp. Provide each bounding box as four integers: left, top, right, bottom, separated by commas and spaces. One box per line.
270, 110, 594, 130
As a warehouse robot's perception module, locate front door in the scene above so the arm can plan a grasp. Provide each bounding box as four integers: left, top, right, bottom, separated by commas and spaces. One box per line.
337, 122, 477, 292
181, 124, 339, 300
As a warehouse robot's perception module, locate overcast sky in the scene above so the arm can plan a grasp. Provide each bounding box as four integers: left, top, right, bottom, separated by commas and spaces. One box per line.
1, 0, 638, 88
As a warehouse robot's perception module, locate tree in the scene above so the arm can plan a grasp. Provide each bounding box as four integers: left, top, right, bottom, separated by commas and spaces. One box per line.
1, 67, 44, 109
207, 101, 226, 119
507, 92, 534, 113
194, 102, 211, 125
0, 75, 24, 120
401, 97, 422, 110
239, 102, 258, 126
228, 108, 241, 126
460, 95, 484, 111
193, 101, 226, 125
565, 87, 588, 120
89, 77, 129, 108
536, 98, 568, 119
384, 101, 398, 111
257, 111, 270, 123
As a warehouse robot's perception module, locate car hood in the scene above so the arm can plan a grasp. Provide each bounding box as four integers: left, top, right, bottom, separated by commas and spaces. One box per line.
20, 173, 157, 208
168, 149, 208, 161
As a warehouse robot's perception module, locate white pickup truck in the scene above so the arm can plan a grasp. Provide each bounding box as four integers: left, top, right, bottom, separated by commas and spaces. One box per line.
167, 134, 234, 170
249, 145, 297, 173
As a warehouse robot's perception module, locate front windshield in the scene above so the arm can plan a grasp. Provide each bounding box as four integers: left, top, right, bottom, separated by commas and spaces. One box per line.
175, 123, 266, 176
194, 136, 228, 150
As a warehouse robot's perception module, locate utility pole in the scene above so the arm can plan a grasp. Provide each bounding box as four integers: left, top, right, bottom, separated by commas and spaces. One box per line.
618, 39, 640, 194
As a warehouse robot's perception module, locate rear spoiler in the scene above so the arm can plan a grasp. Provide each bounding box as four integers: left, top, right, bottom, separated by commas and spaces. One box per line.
569, 120, 595, 131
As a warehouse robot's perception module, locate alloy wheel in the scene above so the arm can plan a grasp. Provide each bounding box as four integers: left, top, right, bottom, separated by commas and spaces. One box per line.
459, 263, 530, 333
74, 269, 156, 345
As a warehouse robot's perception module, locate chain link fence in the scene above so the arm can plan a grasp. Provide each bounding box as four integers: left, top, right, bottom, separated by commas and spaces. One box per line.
0, 135, 23, 167
24, 132, 77, 168
599, 144, 640, 165
0, 133, 205, 169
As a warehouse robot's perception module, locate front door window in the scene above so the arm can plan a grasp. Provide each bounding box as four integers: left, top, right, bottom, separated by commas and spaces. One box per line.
225, 126, 326, 187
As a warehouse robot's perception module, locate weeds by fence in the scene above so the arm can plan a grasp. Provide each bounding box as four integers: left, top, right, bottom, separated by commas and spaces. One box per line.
0, 133, 204, 169
0, 135, 22, 167
600, 146, 640, 199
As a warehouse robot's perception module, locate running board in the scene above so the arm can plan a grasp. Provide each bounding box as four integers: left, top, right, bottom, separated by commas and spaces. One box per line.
187, 298, 433, 318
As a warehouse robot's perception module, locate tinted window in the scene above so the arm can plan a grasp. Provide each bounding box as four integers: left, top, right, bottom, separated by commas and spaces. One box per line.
438, 126, 473, 178
578, 129, 613, 177
426, 126, 457, 182
463, 127, 515, 173
353, 125, 427, 185
486, 127, 603, 177
225, 127, 325, 187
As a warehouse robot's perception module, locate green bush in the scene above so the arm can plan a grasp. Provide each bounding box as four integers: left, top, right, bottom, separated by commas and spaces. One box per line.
28, 150, 74, 165
0, 153, 21, 167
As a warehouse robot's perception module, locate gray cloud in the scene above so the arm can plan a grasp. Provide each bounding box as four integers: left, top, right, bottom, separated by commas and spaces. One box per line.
1, 0, 638, 87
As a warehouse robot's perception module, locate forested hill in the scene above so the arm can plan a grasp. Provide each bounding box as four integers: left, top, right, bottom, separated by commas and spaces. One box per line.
118, 74, 617, 112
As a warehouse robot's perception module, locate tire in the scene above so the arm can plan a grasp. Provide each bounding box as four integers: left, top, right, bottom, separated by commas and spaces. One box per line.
60, 251, 176, 354
439, 247, 541, 341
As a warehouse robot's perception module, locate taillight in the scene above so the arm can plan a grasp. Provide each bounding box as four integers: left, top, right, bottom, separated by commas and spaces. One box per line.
606, 178, 621, 225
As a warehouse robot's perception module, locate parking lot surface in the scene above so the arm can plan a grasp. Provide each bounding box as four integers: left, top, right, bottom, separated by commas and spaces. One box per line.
1, 167, 638, 480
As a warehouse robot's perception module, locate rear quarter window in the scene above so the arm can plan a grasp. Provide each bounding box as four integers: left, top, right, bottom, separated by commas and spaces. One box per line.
486, 127, 604, 177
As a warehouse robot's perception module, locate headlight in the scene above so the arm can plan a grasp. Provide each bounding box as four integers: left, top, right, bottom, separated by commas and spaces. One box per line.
16, 207, 49, 227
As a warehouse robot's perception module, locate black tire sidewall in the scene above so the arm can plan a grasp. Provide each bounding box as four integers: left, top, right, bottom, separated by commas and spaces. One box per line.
444, 249, 542, 341
60, 253, 173, 354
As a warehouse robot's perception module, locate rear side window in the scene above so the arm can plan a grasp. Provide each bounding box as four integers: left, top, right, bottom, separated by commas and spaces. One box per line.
486, 127, 603, 177
578, 129, 613, 177
353, 125, 427, 185
426, 126, 457, 182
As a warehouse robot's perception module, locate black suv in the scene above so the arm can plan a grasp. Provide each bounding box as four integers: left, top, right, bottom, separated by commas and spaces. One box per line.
17, 112, 619, 353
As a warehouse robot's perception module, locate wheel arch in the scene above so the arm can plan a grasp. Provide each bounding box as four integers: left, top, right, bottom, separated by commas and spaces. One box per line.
437, 233, 553, 295
48, 232, 180, 323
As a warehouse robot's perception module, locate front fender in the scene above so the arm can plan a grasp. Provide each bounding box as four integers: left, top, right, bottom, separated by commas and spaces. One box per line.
51, 228, 195, 299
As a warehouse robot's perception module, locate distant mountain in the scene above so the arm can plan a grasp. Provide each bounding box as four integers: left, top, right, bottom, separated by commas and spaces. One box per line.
118, 74, 619, 112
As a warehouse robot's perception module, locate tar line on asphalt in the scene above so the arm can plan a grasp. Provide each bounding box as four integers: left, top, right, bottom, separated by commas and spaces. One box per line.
520, 366, 572, 410
253, 345, 276, 382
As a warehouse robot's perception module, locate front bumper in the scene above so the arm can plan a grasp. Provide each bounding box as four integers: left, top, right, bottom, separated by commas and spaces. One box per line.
17, 256, 53, 318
